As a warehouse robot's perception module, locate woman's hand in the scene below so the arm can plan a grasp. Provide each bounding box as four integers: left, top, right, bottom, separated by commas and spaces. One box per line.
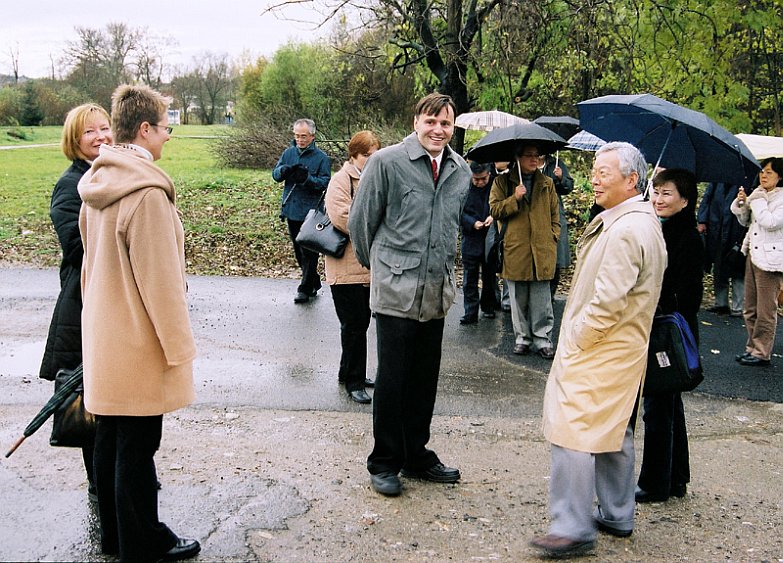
736, 186, 747, 206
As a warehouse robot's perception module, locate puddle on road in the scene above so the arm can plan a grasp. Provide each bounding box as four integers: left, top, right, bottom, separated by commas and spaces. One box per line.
0, 341, 45, 376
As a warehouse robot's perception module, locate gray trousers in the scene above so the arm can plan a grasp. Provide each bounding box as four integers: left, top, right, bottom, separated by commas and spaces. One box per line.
508, 280, 553, 350
548, 426, 635, 541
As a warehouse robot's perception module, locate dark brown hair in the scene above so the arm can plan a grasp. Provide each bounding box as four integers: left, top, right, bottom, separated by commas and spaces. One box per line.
414, 93, 456, 118
652, 168, 698, 214
111, 84, 170, 144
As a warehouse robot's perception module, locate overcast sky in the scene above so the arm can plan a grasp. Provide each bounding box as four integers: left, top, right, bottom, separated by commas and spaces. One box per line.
1, 0, 327, 79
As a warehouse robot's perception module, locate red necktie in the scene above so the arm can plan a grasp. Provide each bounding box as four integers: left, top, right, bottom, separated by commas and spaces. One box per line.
431, 159, 439, 184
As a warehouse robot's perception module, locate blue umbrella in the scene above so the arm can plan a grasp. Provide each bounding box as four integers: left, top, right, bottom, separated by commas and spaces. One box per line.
577, 93, 760, 186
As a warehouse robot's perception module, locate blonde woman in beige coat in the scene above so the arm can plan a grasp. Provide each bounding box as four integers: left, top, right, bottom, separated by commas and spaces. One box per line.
325, 130, 381, 404
78, 84, 200, 562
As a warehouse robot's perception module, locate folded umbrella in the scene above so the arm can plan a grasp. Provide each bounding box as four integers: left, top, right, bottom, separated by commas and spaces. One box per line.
578, 93, 760, 186
465, 122, 568, 163
5, 364, 84, 457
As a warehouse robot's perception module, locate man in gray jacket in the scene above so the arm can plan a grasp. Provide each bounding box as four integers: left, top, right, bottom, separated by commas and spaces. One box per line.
349, 93, 471, 497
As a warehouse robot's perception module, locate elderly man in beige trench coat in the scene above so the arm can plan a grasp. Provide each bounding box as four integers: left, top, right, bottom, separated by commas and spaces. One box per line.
530, 142, 667, 558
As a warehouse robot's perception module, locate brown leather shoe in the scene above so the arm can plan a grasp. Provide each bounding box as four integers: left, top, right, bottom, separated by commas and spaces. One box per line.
538, 346, 555, 360
530, 534, 595, 557
513, 343, 530, 355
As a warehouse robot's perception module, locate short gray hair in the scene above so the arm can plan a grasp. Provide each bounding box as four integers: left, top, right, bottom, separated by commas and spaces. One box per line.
293, 118, 316, 135
596, 141, 648, 193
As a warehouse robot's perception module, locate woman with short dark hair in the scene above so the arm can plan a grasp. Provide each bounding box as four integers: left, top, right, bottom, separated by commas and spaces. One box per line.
636, 168, 703, 503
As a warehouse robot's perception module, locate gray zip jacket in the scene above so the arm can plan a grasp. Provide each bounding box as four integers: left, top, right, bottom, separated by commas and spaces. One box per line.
349, 133, 471, 321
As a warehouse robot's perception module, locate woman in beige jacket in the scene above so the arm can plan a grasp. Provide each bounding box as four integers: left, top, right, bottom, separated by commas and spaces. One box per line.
324, 130, 381, 404
78, 84, 199, 562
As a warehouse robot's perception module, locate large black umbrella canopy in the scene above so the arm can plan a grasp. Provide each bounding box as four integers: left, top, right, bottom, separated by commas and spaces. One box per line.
577, 93, 760, 185
533, 116, 581, 141
5, 364, 84, 457
465, 122, 568, 163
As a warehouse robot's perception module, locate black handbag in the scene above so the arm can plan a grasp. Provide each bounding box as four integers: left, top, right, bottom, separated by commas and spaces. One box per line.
644, 312, 704, 396
50, 367, 96, 448
295, 190, 349, 258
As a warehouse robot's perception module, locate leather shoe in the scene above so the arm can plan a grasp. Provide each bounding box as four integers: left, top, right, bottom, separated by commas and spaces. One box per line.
735, 352, 751, 362
482, 310, 496, 319
364, 378, 375, 388
460, 316, 478, 325
707, 305, 730, 315
739, 355, 770, 366
596, 520, 632, 538
294, 291, 310, 304
370, 472, 402, 496
538, 346, 555, 360
670, 483, 687, 498
530, 534, 595, 557
501, 304, 511, 312
513, 343, 530, 355
635, 487, 669, 503
348, 389, 372, 404
159, 538, 200, 562
401, 462, 460, 483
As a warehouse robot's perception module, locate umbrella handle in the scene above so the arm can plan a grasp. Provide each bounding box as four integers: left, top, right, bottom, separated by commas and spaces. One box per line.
646, 125, 675, 198
5, 435, 26, 458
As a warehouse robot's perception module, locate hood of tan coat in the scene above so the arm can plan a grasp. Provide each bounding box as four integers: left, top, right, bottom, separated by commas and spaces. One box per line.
78, 144, 175, 210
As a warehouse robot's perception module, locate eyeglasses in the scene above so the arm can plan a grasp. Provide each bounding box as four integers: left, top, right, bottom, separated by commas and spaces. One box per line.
521, 152, 541, 159
150, 124, 173, 134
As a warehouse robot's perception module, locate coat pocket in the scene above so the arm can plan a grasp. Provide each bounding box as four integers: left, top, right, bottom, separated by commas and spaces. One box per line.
763, 242, 783, 269
372, 248, 422, 312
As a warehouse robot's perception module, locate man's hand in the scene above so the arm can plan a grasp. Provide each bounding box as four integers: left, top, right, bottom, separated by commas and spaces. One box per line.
514, 184, 527, 200
289, 164, 309, 184
697, 223, 707, 234
473, 220, 484, 230
483, 216, 494, 227
278, 164, 292, 179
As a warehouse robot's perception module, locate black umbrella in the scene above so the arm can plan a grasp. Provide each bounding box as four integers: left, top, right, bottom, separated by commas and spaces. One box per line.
577, 93, 760, 185
5, 364, 84, 457
465, 122, 568, 163
533, 116, 581, 141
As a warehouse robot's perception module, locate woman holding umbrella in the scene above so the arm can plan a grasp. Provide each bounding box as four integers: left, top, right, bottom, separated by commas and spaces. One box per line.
636, 168, 703, 503
39, 103, 112, 500
731, 158, 783, 367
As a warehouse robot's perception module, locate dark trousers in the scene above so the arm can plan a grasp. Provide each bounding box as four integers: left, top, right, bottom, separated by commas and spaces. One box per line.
330, 283, 371, 392
94, 415, 177, 562
637, 393, 690, 496
462, 255, 498, 319
286, 219, 322, 294
367, 314, 444, 475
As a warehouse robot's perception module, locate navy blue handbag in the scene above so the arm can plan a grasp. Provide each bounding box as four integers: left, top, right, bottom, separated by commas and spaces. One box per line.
644, 312, 704, 396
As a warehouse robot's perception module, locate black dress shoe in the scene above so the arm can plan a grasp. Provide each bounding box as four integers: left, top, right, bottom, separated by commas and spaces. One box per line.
482, 310, 496, 319
294, 291, 310, 304
306, 288, 320, 297
596, 520, 633, 537
635, 487, 669, 503
707, 305, 730, 315
513, 343, 530, 355
670, 483, 687, 498
530, 534, 595, 557
348, 389, 372, 404
370, 472, 402, 496
739, 355, 771, 366
364, 378, 375, 388
460, 316, 478, 325
538, 346, 555, 360
735, 352, 752, 362
159, 538, 200, 562
401, 462, 460, 483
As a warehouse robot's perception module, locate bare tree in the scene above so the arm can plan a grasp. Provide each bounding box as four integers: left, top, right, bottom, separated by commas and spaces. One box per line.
191, 53, 236, 125
8, 42, 20, 83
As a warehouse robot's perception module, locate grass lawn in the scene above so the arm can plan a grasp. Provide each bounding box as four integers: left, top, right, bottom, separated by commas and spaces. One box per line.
0, 125, 297, 276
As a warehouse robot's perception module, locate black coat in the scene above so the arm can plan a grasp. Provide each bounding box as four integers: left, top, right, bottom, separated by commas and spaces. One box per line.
696, 182, 747, 280
658, 209, 705, 343
460, 177, 494, 260
39, 160, 89, 381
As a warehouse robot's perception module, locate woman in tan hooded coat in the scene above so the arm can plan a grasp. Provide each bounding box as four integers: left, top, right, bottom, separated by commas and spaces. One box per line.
78, 84, 200, 563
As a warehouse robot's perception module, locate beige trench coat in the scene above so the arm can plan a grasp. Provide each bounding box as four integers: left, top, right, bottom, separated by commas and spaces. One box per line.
324, 162, 370, 285
542, 199, 666, 453
78, 145, 196, 416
